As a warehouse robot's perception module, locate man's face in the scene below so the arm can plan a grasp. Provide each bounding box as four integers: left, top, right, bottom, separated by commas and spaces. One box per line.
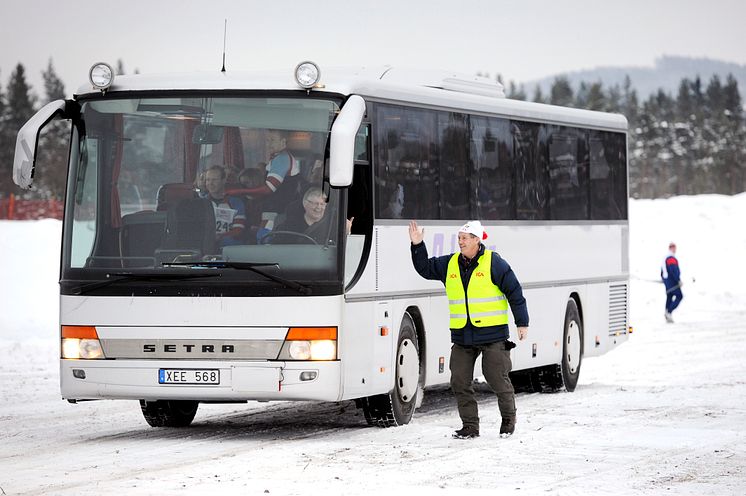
266, 133, 286, 156
458, 233, 480, 257
205, 169, 226, 197
303, 193, 327, 224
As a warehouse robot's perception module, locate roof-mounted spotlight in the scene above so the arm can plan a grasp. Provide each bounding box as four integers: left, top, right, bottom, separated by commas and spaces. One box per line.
89, 62, 115, 93
294, 61, 321, 90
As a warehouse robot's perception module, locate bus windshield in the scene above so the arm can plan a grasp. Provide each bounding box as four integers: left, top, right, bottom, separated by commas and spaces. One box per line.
63, 95, 345, 297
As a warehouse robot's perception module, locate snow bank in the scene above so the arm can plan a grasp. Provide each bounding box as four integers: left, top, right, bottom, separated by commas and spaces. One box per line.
0, 219, 61, 341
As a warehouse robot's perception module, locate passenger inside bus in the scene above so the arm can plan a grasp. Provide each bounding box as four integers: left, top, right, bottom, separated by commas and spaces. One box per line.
203, 165, 246, 247
229, 130, 302, 230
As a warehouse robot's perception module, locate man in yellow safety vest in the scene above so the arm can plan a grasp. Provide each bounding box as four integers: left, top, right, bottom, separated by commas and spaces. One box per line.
409, 220, 529, 439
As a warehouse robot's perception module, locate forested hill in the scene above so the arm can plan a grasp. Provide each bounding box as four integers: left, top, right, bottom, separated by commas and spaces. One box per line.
526, 55, 746, 100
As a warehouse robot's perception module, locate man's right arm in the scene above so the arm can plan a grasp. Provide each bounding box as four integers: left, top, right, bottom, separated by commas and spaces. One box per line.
411, 242, 449, 282
409, 220, 449, 282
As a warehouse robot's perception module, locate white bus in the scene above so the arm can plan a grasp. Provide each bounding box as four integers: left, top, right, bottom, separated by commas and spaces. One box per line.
13, 62, 629, 428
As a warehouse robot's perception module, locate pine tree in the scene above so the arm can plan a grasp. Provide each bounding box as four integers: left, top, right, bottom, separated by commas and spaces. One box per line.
42, 58, 66, 101
532, 85, 546, 104
574, 81, 589, 108
687, 76, 709, 194
549, 77, 574, 107
6, 64, 36, 132
621, 76, 639, 124
720, 75, 745, 194
672, 78, 697, 194
636, 90, 677, 197
36, 58, 70, 200
676, 78, 695, 120
0, 70, 10, 197
3, 65, 38, 197
0, 70, 5, 118
605, 84, 622, 113
621, 76, 642, 198
586, 82, 606, 111
507, 81, 526, 101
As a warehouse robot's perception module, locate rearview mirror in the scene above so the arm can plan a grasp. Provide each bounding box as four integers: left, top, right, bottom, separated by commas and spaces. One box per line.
192, 124, 225, 145
329, 95, 366, 187
13, 99, 69, 189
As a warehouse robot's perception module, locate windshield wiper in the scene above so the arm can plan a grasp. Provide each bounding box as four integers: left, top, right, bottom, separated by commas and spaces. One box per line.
163, 261, 313, 295
71, 271, 222, 295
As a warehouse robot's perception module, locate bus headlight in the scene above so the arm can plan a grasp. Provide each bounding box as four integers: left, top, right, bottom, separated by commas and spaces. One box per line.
62, 338, 105, 359
294, 61, 321, 89
89, 62, 115, 91
284, 340, 336, 360
310, 340, 336, 361
61, 326, 105, 359
288, 340, 311, 360
279, 327, 337, 361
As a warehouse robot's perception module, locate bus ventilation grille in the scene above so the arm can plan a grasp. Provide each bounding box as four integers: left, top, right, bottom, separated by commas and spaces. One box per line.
608, 283, 628, 336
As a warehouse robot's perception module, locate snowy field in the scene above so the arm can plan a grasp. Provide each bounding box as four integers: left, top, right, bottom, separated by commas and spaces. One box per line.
1, 194, 745, 495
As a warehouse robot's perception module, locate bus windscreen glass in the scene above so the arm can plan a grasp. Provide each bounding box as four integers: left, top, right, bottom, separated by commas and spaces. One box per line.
63, 96, 345, 297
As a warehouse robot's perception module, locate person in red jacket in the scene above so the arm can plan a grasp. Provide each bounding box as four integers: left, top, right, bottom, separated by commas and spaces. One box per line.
661, 242, 683, 323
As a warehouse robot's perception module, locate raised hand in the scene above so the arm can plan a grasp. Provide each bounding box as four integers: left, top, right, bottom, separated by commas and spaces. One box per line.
409, 220, 424, 245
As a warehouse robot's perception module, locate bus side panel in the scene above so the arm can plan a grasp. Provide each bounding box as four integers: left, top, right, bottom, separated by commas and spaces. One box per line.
510, 287, 566, 372
583, 283, 608, 358
340, 300, 394, 400
584, 281, 630, 358
417, 295, 452, 387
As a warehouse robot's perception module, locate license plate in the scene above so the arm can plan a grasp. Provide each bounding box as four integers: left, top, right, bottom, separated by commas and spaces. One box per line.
158, 369, 220, 385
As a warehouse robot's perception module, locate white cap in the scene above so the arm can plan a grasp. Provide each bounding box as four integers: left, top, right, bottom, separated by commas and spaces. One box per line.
458, 220, 488, 240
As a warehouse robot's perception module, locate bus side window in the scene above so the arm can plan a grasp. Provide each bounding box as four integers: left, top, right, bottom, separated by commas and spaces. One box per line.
348, 162, 372, 235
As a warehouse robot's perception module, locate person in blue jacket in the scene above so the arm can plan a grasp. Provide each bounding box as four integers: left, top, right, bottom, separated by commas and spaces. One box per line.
661, 242, 683, 323
409, 220, 529, 439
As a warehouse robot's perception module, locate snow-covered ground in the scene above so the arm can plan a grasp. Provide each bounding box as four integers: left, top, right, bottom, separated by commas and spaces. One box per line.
1, 195, 745, 495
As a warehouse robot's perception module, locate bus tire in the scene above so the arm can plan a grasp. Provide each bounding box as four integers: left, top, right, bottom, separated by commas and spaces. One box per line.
561, 298, 583, 392
139, 400, 199, 427
357, 312, 421, 427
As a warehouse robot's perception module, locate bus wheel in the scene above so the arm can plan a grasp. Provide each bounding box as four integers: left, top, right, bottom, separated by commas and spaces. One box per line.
356, 312, 421, 427
139, 400, 199, 427
561, 298, 583, 392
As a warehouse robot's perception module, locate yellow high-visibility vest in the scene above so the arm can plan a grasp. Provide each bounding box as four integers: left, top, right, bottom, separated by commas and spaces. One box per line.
445, 249, 508, 329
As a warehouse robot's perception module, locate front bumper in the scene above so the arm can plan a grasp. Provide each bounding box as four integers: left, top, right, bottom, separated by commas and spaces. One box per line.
60, 359, 342, 402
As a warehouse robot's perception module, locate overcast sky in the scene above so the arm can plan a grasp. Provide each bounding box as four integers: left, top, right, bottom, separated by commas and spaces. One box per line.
1, 0, 745, 97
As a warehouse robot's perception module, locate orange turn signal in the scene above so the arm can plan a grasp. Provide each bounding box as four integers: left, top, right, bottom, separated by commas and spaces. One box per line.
62, 326, 99, 339
286, 327, 337, 341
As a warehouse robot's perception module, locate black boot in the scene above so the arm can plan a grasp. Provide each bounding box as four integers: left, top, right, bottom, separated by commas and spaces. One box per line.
499, 416, 516, 437
453, 425, 480, 439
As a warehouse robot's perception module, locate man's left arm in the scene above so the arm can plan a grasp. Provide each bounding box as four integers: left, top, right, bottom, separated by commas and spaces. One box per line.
491, 253, 529, 340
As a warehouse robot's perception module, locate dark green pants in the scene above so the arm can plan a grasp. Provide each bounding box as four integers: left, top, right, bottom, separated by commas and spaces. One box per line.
450, 342, 516, 428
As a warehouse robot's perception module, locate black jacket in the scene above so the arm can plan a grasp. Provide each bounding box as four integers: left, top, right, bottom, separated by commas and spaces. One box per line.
411, 242, 529, 345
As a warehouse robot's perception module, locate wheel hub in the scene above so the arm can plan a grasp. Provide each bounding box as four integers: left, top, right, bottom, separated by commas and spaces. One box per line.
566, 320, 581, 373
396, 338, 419, 402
